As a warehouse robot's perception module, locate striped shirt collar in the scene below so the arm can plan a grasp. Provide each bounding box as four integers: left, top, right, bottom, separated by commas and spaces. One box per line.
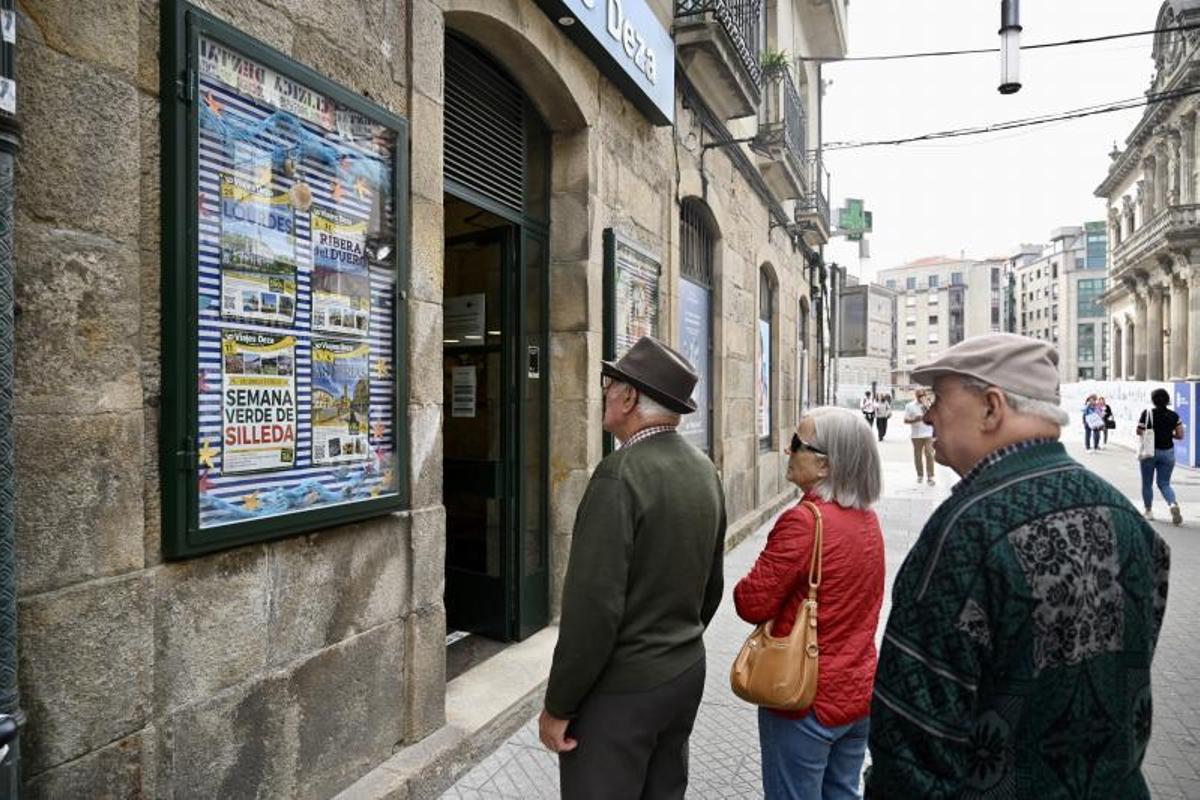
952, 437, 1057, 494
620, 425, 677, 449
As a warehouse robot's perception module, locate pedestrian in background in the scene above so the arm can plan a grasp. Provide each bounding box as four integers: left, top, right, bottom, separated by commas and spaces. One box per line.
1137, 388, 1184, 525
1100, 396, 1115, 448
735, 407, 884, 799
1083, 394, 1104, 452
874, 394, 892, 442
540, 337, 727, 800
860, 391, 876, 427
868, 334, 1169, 799
904, 389, 936, 484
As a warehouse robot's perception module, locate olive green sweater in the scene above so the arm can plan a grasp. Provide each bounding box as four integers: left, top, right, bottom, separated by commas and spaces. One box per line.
544, 431, 726, 719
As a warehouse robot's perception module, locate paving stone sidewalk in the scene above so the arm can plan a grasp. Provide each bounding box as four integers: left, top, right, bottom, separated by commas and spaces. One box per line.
442, 433, 1200, 798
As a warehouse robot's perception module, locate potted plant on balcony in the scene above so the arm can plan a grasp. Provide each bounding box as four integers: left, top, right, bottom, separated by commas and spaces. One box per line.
760, 49, 791, 77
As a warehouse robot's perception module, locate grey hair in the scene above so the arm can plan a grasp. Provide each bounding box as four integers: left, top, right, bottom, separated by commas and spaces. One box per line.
959, 377, 1070, 427
634, 392, 681, 425
805, 406, 882, 510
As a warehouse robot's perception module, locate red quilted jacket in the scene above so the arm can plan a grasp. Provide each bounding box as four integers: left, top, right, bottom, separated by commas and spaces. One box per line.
733, 493, 885, 726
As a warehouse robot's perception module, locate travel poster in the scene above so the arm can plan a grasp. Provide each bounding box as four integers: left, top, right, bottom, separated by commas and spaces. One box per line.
311, 207, 371, 337
311, 339, 371, 466
219, 172, 298, 326
220, 330, 298, 474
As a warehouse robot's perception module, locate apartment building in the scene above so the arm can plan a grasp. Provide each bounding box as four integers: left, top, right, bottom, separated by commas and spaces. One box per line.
877, 256, 1007, 386
1011, 223, 1109, 380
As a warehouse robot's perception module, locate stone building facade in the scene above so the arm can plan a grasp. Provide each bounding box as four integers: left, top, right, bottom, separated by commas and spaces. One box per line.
7, 0, 843, 795
1097, 0, 1200, 382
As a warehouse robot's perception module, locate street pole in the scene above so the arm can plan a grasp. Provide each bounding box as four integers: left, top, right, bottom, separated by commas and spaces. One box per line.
0, 0, 23, 794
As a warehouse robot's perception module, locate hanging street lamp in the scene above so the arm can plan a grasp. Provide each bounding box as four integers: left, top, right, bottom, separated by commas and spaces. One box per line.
999, 0, 1022, 94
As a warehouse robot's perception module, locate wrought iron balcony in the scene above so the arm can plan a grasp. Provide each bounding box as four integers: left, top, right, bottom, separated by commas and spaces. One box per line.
795, 154, 831, 246
675, 0, 763, 120
753, 66, 807, 200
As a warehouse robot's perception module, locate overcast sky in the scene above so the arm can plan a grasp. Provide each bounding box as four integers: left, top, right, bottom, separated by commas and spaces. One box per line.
821, 0, 1162, 280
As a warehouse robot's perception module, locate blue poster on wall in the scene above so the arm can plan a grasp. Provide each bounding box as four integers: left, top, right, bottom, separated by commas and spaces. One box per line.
1175, 382, 1192, 466
678, 278, 710, 454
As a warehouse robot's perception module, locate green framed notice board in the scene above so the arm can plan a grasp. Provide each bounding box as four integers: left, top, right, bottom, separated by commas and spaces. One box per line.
160, 2, 410, 558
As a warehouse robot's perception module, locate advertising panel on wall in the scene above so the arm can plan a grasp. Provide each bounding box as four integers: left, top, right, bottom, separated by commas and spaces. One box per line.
161, 4, 409, 557
1176, 382, 1193, 466
758, 319, 771, 439
603, 229, 661, 452
678, 278, 711, 453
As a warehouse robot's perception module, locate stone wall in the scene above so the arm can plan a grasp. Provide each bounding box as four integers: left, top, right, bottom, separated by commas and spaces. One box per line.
13, 1, 446, 795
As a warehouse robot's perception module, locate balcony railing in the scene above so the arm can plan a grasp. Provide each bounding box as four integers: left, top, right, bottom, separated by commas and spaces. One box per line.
797, 154, 830, 228
1110, 203, 1200, 274
675, 0, 762, 88
757, 66, 805, 172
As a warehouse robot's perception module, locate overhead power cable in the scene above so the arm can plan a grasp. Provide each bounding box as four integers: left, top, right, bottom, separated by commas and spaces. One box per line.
823, 85, 1200, 151
798, 22, 1200, 63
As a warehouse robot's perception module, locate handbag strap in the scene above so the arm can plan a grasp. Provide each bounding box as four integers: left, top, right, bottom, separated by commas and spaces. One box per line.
800, 501, 824, 599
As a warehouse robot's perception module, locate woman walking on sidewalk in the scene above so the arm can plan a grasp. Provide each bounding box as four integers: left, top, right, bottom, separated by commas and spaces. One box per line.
1100, 396, 1115, 448
874, 394, 892, 442
1083, 394, 1104, 452
734, 407, 884, 799
1137, 388, 1185, 524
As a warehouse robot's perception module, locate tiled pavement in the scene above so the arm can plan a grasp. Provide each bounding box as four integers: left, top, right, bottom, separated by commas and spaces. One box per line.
442, 432, 1200, 798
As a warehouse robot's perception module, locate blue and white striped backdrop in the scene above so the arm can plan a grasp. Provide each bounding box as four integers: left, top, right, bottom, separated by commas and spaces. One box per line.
195, 72, 399, 529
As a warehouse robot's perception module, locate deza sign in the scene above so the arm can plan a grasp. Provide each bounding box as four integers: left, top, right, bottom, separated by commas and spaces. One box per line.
549, 0, 674, 125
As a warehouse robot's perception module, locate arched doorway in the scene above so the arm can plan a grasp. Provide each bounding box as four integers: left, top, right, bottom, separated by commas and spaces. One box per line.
442, 32, 550, 643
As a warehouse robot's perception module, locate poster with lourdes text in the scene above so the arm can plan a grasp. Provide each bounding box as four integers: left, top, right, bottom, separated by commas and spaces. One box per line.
219, 172, 298, 325
221, 330, 297, 474
311, 339, 371, 466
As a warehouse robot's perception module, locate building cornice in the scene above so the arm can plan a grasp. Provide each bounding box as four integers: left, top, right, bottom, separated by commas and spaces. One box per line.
1095, 46, 1200, 198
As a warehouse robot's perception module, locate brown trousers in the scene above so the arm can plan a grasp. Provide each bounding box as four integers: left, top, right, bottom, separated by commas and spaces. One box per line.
912, 437, 935, 478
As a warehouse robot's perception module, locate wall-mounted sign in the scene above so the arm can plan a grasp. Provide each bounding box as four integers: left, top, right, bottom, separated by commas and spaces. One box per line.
161, 4, 409, 557
534, 0, 674, 126
678, 278, 711, 453
603, 229, 662, 452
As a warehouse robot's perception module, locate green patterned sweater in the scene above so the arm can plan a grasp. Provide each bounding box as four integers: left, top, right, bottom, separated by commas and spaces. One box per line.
866, 441, 1170, 799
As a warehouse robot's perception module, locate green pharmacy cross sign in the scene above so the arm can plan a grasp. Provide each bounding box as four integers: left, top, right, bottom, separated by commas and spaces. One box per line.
837, 198, 873, 242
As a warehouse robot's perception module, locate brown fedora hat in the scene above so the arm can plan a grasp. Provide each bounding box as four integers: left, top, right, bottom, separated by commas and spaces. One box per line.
602, 336, 698, 414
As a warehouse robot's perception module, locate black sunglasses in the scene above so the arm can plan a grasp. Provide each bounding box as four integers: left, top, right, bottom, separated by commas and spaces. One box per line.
790, 433, 827, 456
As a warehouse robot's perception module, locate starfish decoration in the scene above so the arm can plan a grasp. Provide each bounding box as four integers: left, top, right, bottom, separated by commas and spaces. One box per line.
354, 176, 370, 200
331, 180, 345, 202
242, 491, 261, 512
374, 358, 390, 379
254, 164, 273, 188
382, 468, 395, 488
304, 490, 321, 506
371, 420, 387, 440
370, 484, 383, 497
198, 471, 215, 493
198, 371, 212, 393
203, 92, 224, 118
198, 191, 211, 217
197, 438, 219, 469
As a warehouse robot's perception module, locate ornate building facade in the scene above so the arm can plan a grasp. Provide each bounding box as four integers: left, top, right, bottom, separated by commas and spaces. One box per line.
1097, 0, 1200, 381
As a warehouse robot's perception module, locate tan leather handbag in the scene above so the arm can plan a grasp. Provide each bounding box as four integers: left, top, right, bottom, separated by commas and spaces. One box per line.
729, 501, 823, 710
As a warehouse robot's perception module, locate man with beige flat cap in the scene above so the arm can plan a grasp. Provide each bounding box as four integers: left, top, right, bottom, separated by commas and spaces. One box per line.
867, 333, 1171, 799
538, 336, 726, 799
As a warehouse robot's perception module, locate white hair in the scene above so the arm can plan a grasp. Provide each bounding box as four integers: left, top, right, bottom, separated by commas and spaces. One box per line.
634, 392, 682, 425
959, 377, 1070, 427
805, 407, 882, 510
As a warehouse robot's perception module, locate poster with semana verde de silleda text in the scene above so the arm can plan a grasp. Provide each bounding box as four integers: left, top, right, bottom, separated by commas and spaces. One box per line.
221, 330, 298, 474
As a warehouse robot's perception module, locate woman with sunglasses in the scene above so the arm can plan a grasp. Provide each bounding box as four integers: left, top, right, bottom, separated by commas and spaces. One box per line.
733, 407, 885, 799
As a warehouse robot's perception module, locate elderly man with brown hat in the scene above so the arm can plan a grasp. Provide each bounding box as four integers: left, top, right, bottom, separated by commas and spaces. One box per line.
538, 336, 726, 799
867, 333, 1170, 799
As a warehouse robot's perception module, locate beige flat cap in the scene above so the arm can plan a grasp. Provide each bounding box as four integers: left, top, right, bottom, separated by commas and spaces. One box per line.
910, 333, 1061, 403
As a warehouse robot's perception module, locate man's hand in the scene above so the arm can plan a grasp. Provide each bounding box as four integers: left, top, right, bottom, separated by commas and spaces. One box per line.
538, 709, 578, 753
